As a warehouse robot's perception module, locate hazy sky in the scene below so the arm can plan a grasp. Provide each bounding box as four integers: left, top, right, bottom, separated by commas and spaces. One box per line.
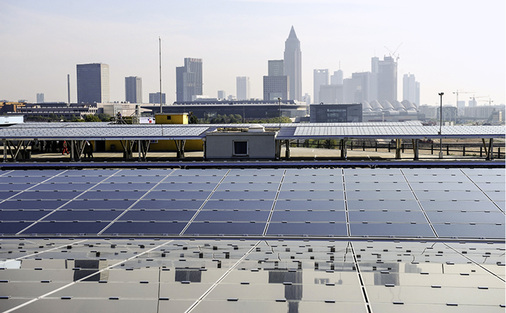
1, 0, 505, 106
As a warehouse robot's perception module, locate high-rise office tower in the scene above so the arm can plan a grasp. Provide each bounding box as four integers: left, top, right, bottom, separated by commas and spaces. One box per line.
176, 58, 203, 102
284, 26, 302, 101
236, 77, 250, 100
268, 60, 284, 76
125, 76, 142, 103
402, 73, 420, 106
149, 93, 166, 104
330, 69, 343, 85
76, 63, 110, 103
313, 69, 329, 104
36, 93, 44, 103
377, 56, 397, 103
217, 90, 226, 100
263, 60, 289, 101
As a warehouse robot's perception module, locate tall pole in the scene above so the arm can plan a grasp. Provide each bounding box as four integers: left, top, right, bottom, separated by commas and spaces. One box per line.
159, 37, 162, 114
67, 74, 71, 107
278, 97, 281, 129
438, 92, 444, 159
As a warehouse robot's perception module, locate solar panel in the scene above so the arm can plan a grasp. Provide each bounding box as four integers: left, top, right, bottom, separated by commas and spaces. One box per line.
0, 168, 502, 240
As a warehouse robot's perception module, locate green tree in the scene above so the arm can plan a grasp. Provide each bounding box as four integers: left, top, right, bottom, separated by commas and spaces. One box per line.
83, 114, 101, 122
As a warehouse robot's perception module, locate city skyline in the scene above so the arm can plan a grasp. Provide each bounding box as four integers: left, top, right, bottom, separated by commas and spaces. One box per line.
1, 0, 504, 106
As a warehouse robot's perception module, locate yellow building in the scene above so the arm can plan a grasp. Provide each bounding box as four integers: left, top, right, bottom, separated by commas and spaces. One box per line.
105, 113, 203, 152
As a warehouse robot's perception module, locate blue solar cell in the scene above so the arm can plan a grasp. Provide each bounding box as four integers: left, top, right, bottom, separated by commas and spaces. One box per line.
348, 210, 427, 223
194, 210, 270, 222
0, 221, 33, 234
146, 190, 212, 200
211, 190, 277, 200
21, 221, 109, 235
202, 200, 273, 210
12, 191, 82, 200
432, 223, 505, 239
280, 182, 343, 190
0, 200, 64, 210
77, 190, 145, 200
347, 200, 419, 211
229, 169, 283, 176
346, 190, 414, 201
425, 210, 505, 224
106, 176, 166, 184
131, 200, 205, 210
164, 176, 222, 183
45, 210, 123, 221
0, 191, 18, 200
1, 177, 48, 184
154, 182, 218, 191
274, 200, 345, 211
277, 190, 344, 200
420, 200, 498, 211
270, 210, 346, 222
31, 183, 90, 191
0, 210, 51, 221
183, 222, 265, 235
266, 222, 347, 236
119, 210, 197, 221
96, 182, 154, 191
49, 176, 109, 184
216, 183, 278, 191
65, 200, 136, 210
103, 221, 186, 235
414, 190, 489, 201
349, 222, 435, 237
0, 184, 29, 191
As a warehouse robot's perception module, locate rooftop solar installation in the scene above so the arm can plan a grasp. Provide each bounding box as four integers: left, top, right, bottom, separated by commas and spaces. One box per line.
0, 167, 504, 312
0, 122, 503, 141
0, 124, 209, 140
0, 168, 503, 239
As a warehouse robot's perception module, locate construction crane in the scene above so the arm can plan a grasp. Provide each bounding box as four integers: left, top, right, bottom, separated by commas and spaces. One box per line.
384, 42, 402, 61
453, 90, 474, 107
472, 96, 493, 106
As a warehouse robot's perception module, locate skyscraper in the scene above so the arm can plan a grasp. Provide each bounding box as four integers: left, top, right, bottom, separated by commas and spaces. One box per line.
284, 26, 302, 101
176, 58, 203, 102
313, 69, 329, 104
402, 73, 420, 106
149, 92, 166, 104
236, 77, 250, 100
217, 90, 226, 100
377, 56, 397, 103
76, 63, 110, 103
36, 93, 44, 103
125, 76, 142, 103
263, 60, 289, 101
330, 69, 343, 85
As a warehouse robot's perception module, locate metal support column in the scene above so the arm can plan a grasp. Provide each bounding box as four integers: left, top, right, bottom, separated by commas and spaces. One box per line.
2, 139, 6, 162
138, 140, 141, 161
340, 139, 347, 159
285, 140, 290, 159
481, 139, 489, 160
412, 139, 419, 160
70, 140, 75, 161
487, 138, 494, 161
395, 138, 402, 159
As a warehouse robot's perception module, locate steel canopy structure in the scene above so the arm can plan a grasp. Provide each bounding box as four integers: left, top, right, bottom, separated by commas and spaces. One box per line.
0, 122, 504, 162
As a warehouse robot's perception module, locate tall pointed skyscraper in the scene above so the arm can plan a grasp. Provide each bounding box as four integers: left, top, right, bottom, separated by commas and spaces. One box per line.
284, 26, 302, 101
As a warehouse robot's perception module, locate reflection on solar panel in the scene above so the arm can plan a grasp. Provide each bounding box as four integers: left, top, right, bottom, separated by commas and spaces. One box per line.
0, 168, 503, 239
0, 167, 504, 312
